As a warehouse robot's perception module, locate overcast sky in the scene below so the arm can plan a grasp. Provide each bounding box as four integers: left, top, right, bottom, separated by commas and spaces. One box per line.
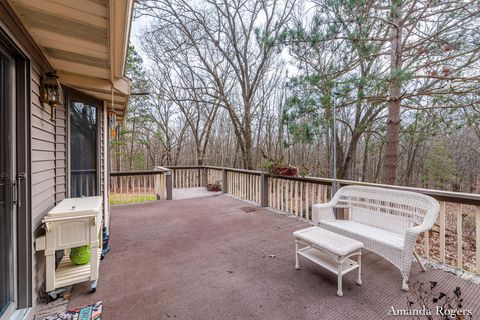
130, 14, 152, 56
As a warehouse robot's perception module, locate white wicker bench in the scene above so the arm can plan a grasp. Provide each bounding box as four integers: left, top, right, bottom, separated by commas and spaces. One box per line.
313, 185, 440, 291
293, 226, 363, 296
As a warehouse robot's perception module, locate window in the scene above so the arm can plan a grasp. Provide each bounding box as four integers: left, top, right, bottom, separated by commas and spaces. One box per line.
69, 98, 99, 197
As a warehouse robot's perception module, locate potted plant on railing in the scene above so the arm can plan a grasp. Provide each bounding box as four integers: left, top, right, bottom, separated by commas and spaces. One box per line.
206, 180, 222, 192
260, 159, 298, 177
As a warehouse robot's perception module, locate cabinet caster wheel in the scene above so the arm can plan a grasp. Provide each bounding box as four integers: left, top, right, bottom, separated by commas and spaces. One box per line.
48, 288, 66, 301
90, 280, 97, 293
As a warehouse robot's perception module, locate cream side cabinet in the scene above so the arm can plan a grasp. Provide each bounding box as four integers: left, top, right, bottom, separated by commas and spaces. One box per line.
35, 196, 103, 296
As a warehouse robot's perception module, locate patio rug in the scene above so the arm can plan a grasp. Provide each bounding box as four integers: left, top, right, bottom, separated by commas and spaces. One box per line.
44, 301, 102, 320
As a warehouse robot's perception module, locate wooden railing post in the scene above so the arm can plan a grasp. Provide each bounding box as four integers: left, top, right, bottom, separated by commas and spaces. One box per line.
154, 173, 162, 200
154, 166, 169, 200
332, 181, 343, 219
439, 201, 446, 263
202, 167, 208, 186
222, 169, 228, 194
260, 172, 268, 207
332, 180, 339, 197
152, 171, 161, 201
476, 205, 480, 274
166, 170, 173, 200
457, 206, 463, 269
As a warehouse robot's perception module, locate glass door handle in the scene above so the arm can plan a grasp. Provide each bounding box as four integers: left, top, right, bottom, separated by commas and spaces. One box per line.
15, 172, 26, 207
0, 172, 8, 182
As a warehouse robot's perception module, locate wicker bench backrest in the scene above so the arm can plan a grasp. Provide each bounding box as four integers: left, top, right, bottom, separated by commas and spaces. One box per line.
332, 186, 439, 235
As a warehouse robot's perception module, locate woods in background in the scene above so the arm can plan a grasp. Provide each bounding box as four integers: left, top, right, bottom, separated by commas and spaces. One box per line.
111, 0, 480, 193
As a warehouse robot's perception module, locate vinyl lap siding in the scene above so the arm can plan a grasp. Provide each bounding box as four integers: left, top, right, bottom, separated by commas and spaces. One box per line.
31, 89, 105, 217
31, 65, 67, 230
31, 62, 69, 304
31, 65, 57, 229
30, 62, 50, 305
30, 62, 106, 304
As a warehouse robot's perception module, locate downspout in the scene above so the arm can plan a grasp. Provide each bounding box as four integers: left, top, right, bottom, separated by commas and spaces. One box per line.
104, 96, 110, 232
104, 0, 116, 233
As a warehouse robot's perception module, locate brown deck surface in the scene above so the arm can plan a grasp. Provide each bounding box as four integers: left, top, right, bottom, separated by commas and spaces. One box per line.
69, 195, 480, 319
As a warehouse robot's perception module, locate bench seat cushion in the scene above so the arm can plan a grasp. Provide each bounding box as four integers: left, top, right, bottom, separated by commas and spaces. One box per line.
318, 220, 405, 253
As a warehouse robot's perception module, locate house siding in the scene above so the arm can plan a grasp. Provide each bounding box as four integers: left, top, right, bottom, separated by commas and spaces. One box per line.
30, 60, 68, 308
30, 51, 53, 311
1, 4, 112, 317
31, 64, 64, 230
3, 32, 108, 316
31, 73, 109, 303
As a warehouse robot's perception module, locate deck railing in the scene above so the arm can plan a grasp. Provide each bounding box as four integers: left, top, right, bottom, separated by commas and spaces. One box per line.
169, 166, 205, 188
109, 165, 480, 275
109, 167, 171, 205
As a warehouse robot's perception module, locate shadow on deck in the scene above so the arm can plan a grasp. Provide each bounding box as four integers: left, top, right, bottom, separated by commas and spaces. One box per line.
68, 195, 480, 320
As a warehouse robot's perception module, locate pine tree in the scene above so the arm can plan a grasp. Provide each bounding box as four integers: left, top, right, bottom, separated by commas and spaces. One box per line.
423, 141, 457, 189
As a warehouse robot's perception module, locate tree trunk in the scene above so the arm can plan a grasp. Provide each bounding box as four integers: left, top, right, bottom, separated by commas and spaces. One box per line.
325, 99, 332, 178
196, 145, 203, 166
361, 133, 370, 181
335, 134, 345, 179
243, 109, 254, 169
374, 141, 385, 183
404, 140, 420, 186
129, 108, 136, 170
338, 131, 361, 179
244, 136, 253, 169
383, 0, 403, 185
115, 128, 121, 171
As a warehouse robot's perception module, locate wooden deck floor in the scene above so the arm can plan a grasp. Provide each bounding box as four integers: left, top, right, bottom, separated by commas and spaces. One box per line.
173, 187, 221, 200
67, 195, 480, 319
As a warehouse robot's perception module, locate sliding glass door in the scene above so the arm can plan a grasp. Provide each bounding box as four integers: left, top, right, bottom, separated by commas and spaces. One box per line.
0, 42, 16, 320
69, 96, 100, 197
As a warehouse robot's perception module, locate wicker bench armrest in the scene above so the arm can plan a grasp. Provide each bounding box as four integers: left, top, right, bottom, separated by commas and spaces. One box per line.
313, 202, 336, 223
406, 223, 432, 236
401, 222, 435, 276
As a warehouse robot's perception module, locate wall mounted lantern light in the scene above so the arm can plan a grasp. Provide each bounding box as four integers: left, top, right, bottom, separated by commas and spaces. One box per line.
41, 71, 64, 122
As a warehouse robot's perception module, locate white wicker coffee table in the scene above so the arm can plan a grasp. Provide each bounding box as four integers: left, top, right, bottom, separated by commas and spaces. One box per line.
293, 226, 364, 296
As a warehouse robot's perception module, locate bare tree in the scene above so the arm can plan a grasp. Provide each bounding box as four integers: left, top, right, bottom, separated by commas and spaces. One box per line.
113, 0, 480, 193
137, 0, 296, 168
